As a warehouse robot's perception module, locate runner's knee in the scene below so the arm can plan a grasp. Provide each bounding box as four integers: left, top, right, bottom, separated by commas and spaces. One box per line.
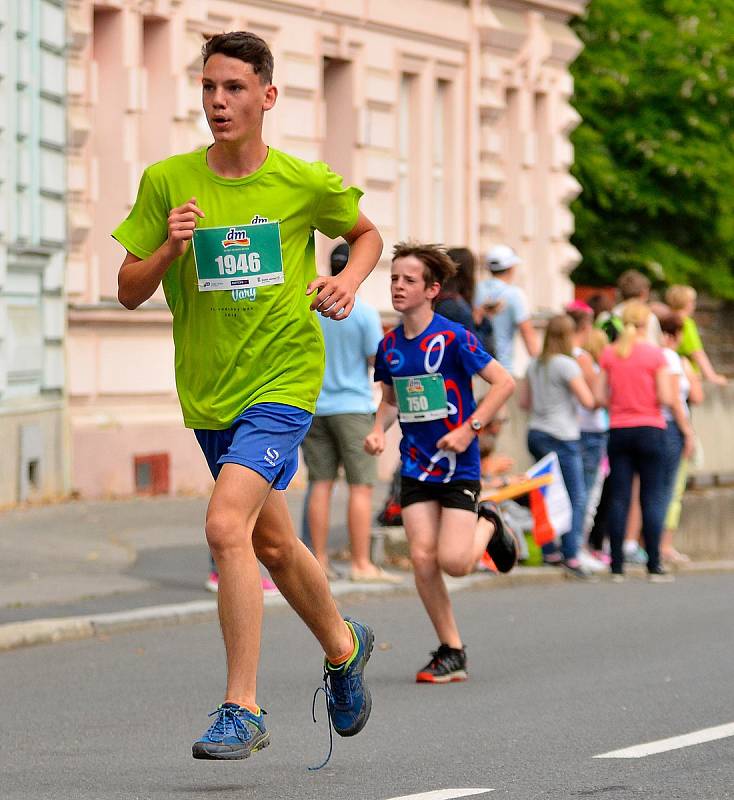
254, 536, 297, 572
205, 511, 249, 554
439, 555, 472, 578
410, 543, 438, 574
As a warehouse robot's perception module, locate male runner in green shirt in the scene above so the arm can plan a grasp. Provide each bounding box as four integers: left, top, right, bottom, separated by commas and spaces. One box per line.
114, 31, 382, 761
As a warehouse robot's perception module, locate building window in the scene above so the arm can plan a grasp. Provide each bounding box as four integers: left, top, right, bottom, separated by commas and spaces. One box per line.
433, 80, 451, 243
134, 453, 170, 495
397, 73, 417, 240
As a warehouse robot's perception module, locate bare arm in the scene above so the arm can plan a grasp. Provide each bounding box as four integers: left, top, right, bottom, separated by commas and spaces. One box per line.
436, 359, 515, 454
683, 357, 704, 405
307, 211, 383, 320
518, 319, 540, 359
576, 351, 604, 408
655, 366, 673, 408
364, 383, 398, 455
691, 349, 728, 386
668, 373, 696, 457
117, 197, 205, 310
569, 374, 595, 410
517, 376, 531, 411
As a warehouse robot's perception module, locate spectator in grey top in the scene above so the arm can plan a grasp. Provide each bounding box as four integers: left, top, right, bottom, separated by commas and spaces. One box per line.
519, 315, 596, 578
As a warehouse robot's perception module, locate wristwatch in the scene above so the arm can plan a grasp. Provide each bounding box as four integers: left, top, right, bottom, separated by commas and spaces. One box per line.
469, 416, 483, 433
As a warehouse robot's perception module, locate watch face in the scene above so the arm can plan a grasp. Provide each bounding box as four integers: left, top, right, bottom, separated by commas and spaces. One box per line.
471, 419, 482, 431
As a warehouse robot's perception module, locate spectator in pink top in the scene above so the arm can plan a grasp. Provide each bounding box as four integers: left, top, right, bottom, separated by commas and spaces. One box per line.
599, 301, 673, 582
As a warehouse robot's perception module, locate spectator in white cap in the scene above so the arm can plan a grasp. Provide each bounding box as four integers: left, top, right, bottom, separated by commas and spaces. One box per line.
473, 245, 540, 374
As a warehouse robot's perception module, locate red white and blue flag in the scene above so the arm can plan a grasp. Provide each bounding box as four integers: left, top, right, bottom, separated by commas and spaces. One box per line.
526, 452, 572, 546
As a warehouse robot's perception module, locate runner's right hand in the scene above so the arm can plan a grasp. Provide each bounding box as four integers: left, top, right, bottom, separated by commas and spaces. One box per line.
166, 197, 205, 258
364, 429, 385, 456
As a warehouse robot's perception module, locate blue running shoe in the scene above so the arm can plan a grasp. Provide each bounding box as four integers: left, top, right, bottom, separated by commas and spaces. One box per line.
325, 618, 374, 737
192, 703, 270, 760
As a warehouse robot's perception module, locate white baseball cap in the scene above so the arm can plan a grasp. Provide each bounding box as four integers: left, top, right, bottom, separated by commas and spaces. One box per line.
486, 244, 521, 272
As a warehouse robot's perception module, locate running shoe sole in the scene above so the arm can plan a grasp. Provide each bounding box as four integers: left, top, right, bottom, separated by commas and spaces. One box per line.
192, 731, 271, 760
416, 670, 468, 684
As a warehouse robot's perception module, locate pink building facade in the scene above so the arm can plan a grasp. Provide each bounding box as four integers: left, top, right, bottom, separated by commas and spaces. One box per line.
66, 0, 586, 497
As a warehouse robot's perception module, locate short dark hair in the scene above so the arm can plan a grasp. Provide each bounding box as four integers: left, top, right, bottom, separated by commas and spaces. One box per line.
446, 247, 476, 305
392, 241, 457, 289
617, 269, 650, 300
659, 311, 684, 338
202, 32, 274, 84
330, 243, 350, 277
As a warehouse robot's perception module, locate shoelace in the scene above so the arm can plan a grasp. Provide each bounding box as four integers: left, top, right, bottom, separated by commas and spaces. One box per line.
308, 668, 334, 771
206, 706, 254, 744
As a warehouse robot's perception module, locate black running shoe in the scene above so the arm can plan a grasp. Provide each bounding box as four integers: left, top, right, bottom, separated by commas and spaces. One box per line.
416, 644, 467, 684
479, 501, 517, 573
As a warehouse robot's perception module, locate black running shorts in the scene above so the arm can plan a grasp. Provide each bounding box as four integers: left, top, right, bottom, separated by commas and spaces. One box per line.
400, 476, 481, 513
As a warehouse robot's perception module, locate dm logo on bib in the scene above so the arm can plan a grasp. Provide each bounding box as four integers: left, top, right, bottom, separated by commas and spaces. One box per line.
406, 377, 425, 393
222, 227, 251, 249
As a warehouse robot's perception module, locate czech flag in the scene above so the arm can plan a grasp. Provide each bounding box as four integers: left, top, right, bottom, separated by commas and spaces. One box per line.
526, 452, 572, 547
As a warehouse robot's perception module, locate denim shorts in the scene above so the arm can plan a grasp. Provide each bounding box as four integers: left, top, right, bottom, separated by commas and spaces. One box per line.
194, 402, 313, 491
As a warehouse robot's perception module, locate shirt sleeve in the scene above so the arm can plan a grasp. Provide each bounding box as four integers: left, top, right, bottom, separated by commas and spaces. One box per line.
311, 162, 363, 239
509, 288, 530, 325
111, 168, 170, 259
456, 326, 492, 376
559, 355, 582, 383
679, 317, 704, 357
362, 305, 384, 359
373, 338, 392, 385
664, 349, 683, 375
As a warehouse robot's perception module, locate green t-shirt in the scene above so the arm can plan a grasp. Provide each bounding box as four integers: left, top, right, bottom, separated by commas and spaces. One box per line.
677, 316, 704, 366
113, 146, 362, 429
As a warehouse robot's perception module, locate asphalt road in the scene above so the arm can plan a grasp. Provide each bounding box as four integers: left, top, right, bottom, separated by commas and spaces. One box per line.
2, 574, 733, 799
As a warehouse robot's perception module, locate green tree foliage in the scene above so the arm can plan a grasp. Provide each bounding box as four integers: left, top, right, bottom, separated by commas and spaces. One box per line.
569, 0, 734, 297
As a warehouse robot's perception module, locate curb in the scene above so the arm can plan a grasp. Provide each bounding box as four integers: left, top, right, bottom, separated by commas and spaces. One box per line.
1, 561, 732, 654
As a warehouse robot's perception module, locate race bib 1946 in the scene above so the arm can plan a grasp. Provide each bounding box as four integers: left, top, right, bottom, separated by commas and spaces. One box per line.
393, 374, 448, 422
192, 221, 284, 292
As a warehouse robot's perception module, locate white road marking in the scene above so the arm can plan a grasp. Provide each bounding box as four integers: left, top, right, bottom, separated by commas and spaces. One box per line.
594, 721, 734, 759
384, 790, 493, 800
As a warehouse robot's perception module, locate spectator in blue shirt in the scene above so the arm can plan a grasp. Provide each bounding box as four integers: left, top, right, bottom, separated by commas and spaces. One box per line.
473, 245, 540, 374
301, 243, 402, 583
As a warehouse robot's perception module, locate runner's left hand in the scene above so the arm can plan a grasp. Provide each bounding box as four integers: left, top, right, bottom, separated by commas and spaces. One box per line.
306, 273, 358, 319
436, 424, 475, 454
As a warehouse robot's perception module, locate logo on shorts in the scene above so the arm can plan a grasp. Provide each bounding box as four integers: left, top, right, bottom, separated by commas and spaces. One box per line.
264, 447, 280, 467
462, 488, 477, 501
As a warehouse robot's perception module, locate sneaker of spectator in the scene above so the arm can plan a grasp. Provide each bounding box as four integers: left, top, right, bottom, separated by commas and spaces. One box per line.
577, 548, 608, 574
623, 539, 648, 565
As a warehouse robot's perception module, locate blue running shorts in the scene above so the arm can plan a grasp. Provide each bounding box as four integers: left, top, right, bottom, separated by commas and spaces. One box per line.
194, 402, 313, 491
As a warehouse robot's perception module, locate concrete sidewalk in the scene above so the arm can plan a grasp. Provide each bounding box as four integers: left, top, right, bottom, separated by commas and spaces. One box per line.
1, 486, 731, 652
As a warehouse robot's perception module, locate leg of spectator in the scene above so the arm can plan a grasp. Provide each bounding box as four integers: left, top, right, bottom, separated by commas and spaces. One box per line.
300, 481, 313, 549
348, 484, 375, 573
555, 439, 587, 561
636, 427, 668, 574
528, 429, 563, 561
606, 429, 635, 574
662, 457, 689, 559
307, 480, 335, 572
